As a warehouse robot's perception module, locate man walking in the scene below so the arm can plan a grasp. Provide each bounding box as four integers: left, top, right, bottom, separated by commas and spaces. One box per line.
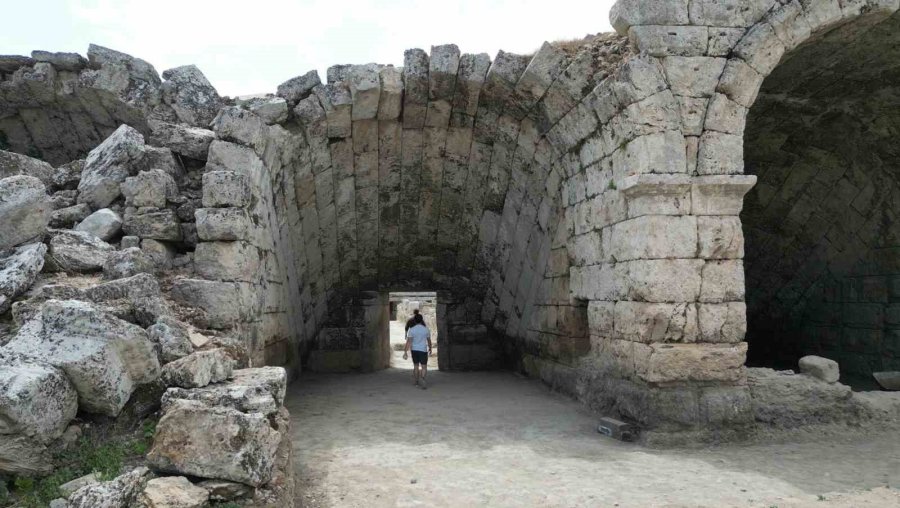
403, 313, 432, 389
404, 308, 420, 333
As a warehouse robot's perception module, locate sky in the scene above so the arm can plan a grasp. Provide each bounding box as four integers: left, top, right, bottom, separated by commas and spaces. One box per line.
1, 0, 617, 97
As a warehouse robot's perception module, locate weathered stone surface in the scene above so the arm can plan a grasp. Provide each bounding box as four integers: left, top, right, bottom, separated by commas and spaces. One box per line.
637, 342, 747, 383
210, 107, 267, 151
48, 230, 115, 273
170, 279, 247, 329
138, 476, 209, 508
747, 368, 858, 427
147, 120, 214, 161
194, 241, 259, 282
202, 171, 250, 208
59, 473, 100, 497
248, 97, 289, 125
77, 125, 147, 210
195, 207, 251, 241
276, 70, 321, 107
0, 175, 51, 251
75, 208, 124, 241
162, 349, 234, 388
798, 355, 840, 384
141, 239, 175, 269
610, 0, 690, 33
147, 399, 281, 486
197, 479, 252, 502
50, 203, 92, 228
103, 247, 155, 279
123, 208, 182, 241
50, 190, 78, 210
0, 354, 78, 443
1, 299, 160, 416
122, 169, 177, 208
0, 149, 53, 186
162, 366, 286, 416
0, 434, 52, 475
31, 50, 87, 71
0, 242, 46, 313
148, 317, 195, 364
161, 65, 223, 127
68, 467, 151, 508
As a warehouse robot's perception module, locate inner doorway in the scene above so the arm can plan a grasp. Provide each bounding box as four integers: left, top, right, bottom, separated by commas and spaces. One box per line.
388, 292, 440, 370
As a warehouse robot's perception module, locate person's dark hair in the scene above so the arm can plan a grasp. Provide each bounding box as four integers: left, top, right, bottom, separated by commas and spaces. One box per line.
413, 309, 420, 315
413, 314, 425, 325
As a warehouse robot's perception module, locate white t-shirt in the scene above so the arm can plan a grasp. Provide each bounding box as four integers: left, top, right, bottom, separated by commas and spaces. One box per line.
406, 324, 430, 352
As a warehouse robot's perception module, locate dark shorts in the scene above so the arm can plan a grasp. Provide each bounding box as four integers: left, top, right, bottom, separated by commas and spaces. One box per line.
411, 350, 428, 365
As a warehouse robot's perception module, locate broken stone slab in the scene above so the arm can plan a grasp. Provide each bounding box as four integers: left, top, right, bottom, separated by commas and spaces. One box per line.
147, 120, 215, 161
103, 247, 156, 280
48, 229, 115, 273
0, 149, 53, 186
50, 203, 92, 228
0, 242, 46, 314
77, 124, 148, 210
209, 106, 267, 151
0, 54, 35, 73
85, 272, 169, 326
1, 299, 161, 416
194, 207, 252, 241
276, 70, 321, 107
798, 355, 840, 384
75, 208, 124, 241
0, 434, 53, 475
162, 348, 234, 389
147, 399, 281, 487
68, 466, 151, 508
248, 96, 289, 125
874, 371, 900, 391
123, 208, 182, 241
138, 476, 209, 508
747, 368, 859, 427
31, 50, 87, 72
0, 175, 52, 251
201, 171, 250, 208
59, 473, 100, 498
161, 64, 223, 127
148, 316, 195, 364
121, 169, 177, 208
0, 353, 78, 443
50, 189, 78, 210
162, 366, 287, 416
141, 239, 175, 270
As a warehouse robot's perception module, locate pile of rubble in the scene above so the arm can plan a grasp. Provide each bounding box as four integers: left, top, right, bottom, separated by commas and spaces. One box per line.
0, 46, 292, 507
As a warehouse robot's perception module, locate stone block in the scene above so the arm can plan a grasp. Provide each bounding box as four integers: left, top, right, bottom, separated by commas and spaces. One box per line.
689, 0, 775, 27
610, 0, 690, 34
662, 56, 726, 98
619, 174, 692, 217
348, 64, 381, 120
614, 301, 698, 343
620, 259, 704, 303
698, 129, 744, 176
699, 386, 752, 426
588, 301, 615, 337
0, 175, 51, 251
377, 66, 403, 120
691, 175, 757, 215
621, 131, 687, 175
0, 243, 46, 314
610, 215, 698, 261
121, 168, 177, 208
697, 302, 746, 343
194, 241, 259, 282
202, 171, 251, 208
276, 70, 321, 106
195, 208, 252, 241
123, 208, 182, 241
637, 342, 747, 383
733, 21, 786, 75
48, 230, 115, 273
77, 125, 147, 209
138, 476, 209, 508
148, 119, 215, 160
75, 208, 123, 241
716, 58, 764, 108
162, 349, 234, 389
170, 279, 249, 329
628, 26, 709, 56
0, 355, 77, 443
700, 260, 745, 303
704, 93, 748, 135
798, 355, 840, 383
697, 216, 744, 259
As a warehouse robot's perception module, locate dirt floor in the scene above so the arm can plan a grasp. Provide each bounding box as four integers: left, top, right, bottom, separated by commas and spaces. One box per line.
286, 323, 900, 508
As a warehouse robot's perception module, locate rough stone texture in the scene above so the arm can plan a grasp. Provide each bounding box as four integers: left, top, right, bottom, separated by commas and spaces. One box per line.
0, 175, 51, 251
147, 399, 281, 487
68, 467, 151, 508
798, 355, 840, 384
0, 242, 46, 313
48, 229, 115, 273
77, 124, 147, 209
0, 354, 78, 443
103, 247, 155, 279
121, 169, 177, 208
50, 203, 92, 228
0, 149, 53, 185
75, 208, 123, 241
170, 278, 248, 329
201, 171, 250, 208
123, 208, 182, 241
161, 348, 234, 388
147, 120, 214, 161
162, 366, 286, 416
194, 207, 251, 241
148, 317, 195, 364
1, 299, 160, 416
161, 65, 222, 127
138, 476, 209, 508
747, 368, 861, 427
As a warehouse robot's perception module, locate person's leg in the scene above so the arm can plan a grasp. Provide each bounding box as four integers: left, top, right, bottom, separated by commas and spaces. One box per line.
419, 356, 428, 389
412, 362, 419, 385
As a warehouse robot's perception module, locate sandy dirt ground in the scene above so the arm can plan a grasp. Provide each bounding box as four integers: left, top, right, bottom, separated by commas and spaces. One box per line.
286, 323, 900, 508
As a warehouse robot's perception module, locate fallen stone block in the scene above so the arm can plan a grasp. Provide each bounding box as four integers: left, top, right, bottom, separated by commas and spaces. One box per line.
0, 175, 52, 251
162, 366, 286, 416
48, 229, 115, 273
0, 149, 53, 186
77, 124, 147, 210
103, 247, 155, 280
50, 203, 91, 228
747, 368, 861, 427
162, 64, 223, 127
148, 317, 195, 364
148, 119, 215, 161
123, 208, 182, 241
0, 354, 78, 443
59, 473, 100, 498
68, 466, 151, 508
0, 242, 46, 314
0, 434, 52, 475
1, 299, 160, 416
121, 168, 177, 208
147, 399, 281, 487
798, 355, 840, 384
197, 479, 252, 502
76, 208, 124, 241
162, 349, 234, 388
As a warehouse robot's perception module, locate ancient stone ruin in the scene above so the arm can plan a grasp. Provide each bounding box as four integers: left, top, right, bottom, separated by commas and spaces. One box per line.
3, 0, 900, 505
